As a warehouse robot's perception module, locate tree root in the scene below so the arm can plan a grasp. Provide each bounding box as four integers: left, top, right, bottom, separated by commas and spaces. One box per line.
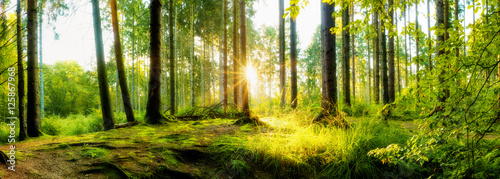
80, 161, 130, 178
233, 115, 265, 126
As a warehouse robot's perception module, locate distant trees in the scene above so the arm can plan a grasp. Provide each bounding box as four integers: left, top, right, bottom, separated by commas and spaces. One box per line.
91, 0, 115, 130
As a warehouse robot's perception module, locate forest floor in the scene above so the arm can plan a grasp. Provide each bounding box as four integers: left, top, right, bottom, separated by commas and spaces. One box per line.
0, 117, 498, 178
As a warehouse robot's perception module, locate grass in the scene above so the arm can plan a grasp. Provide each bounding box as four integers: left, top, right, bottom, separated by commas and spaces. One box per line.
209, 109, 411, 178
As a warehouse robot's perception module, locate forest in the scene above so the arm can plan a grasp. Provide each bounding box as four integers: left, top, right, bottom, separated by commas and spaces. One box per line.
0, 0, 499, 178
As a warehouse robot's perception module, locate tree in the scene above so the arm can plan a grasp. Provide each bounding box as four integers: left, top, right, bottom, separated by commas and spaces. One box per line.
373, 12, 380, 104
111, 0, 135, 123
190, 4, 195, 107
169, 0, 175, 115
279, 0, 285, 108
222, 0, 228, 110
416, 0, 420, 92
427, 0, 433, 71
351, 2, 355, 103
233, 0, 240, 107
290, 3, 298, 109
388, 0, 395, 103
144, 0, 165, 123
18, 0, 28, 140
240, 0, 249, 116
342, 0, 351, 107
27, 0, 42, 137
91, 0, 115, 130
404, 2, 408, 88
314, 1, 337, 121
380, 3, 389, 105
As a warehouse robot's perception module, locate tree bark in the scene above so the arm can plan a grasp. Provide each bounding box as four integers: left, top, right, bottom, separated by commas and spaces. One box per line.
169, 0, 175, 115
373, 12, 380, 104
18, 0, 28, 140
190, 5, 195, 107
91, 0, 115, 130
404, 3, 408, 88
416, 0, 420, 93
342, 0, 351, 107
380, 5, 389, 105
27, 0, 42, 136
233, 0, 240, 107
428, 0, 433, 71
290, 6, 298, 109
111, 0, 135, 122
315, 1, 337, 120
38, 0, 44, 118
144, 0, 165, 123
388, 0, 395, 103
436, 0, 447, 103
279, 0, 285, 108
351, 3, 355, 103
222, 0, 228, 110
240, 0, 249, 117
396, 10, 401, 95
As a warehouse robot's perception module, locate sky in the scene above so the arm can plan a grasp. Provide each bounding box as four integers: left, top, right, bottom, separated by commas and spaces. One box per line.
6, 0, 482, 71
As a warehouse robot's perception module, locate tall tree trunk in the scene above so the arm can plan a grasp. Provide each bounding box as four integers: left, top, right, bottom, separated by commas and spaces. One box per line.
342, 0, 351, 107
388, 0, 395, 103
18, 0, 28, 140
290, 6, 298, 109
428, 0, 433, 71
454, 0, 459, 57
404, 3, 408, 88
169, 0, 175, 115
397, 10, 401, 95
38, 0, 44, 118
416, 0, 420, 94
132, 5, 135, 111
279, 0, 285, 108
351, 3, 356, 103
373, 12, 380, 104
91, 0, 115, 130
144, 0, 165, 123
190, 5, 195, 107
315, 0, 337, 121
240, 0, 249, 117
111, 0, 135, 122
233, 0, 240, 107
222, 0, 228, 110
436, 0, 447, 103
380, 5, 389, 105
27, 0, 42, 136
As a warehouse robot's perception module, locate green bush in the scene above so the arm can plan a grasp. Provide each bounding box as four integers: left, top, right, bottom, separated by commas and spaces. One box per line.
42, 117, 61, 135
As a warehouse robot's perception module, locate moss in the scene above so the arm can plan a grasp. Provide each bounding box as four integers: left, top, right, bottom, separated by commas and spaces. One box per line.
81, 148, 109, 159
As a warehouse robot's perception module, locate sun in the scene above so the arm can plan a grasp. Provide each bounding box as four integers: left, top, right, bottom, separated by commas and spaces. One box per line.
246, 65, 258, 84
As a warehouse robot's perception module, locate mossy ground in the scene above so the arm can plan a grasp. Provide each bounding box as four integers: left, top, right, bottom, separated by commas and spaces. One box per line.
1, 116, 498, 178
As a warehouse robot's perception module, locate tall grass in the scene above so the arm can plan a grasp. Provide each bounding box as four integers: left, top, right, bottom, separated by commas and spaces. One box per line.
215, 108, 410, 178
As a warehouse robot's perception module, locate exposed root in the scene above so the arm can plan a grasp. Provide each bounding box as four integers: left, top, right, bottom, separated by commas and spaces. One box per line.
233, 115, 265, 126
0, 150, 8, 164
114, 121, 140, 129
80, 161, 130, 178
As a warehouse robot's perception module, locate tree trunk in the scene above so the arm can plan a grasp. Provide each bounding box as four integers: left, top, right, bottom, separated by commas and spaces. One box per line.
404, 3, 408, 88
315, 1, 337, 120
396, 10, 401, 95
380, 6, 389, 105
342, 0, 351, 107
351, 3, 355, 103
169, 0, 175, 115
416, 0, 420, 94
233, 0, 240, 107
454, 0, 459, 57
290, 7, 298, 109
367, 23, 371, 104
91, 0, 115, 130
111, 0, 135, 122
279, 0, 285, 108
388, 0, 395, 103
373, 12, 380, 104
144, 0, 165, 123
18, 0, 28, 140
436, 0, 447, 103
240, 0, 249, 117
38, 1, 44, 118
221, 1, 228, 109
27, 0, 42, 136
190, 5, 195, 107
428, 0, 432, 71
